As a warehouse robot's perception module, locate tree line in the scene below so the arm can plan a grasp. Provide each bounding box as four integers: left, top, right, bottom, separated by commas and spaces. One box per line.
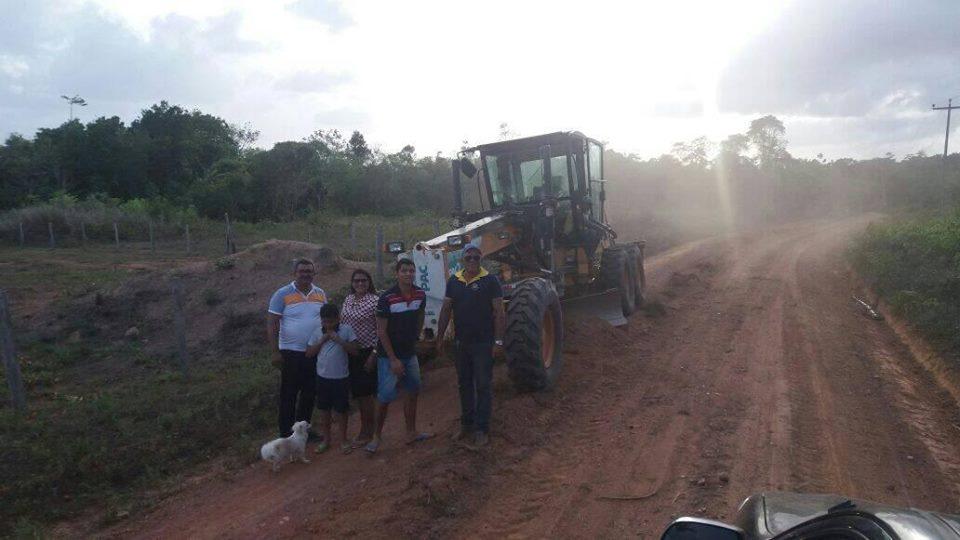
604, 115, 960, 243
2, 104, 958, 227
0, 102, 451, 221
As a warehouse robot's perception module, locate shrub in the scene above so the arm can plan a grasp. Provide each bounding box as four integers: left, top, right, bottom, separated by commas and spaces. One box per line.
214, 257, 236, 270
850, 209, 960, 357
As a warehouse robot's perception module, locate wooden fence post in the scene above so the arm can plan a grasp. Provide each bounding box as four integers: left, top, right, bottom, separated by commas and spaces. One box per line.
48, 222, 55, 248
113, 222, 120, 249
375, 223, 385, 284
171, 279, 189, 376
149, 221, 156, 252
224, 213, 235, 254
185, 224, 192, 254
18, 221, 24, 247
0, 290, 27, 412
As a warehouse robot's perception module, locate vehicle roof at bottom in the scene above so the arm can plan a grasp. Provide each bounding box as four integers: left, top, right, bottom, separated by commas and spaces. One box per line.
742, 492, 960, 540
466, 131, 600, 154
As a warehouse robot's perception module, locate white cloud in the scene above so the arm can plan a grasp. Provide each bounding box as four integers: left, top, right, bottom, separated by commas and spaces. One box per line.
274, 70, 348, 94
286, 0, 353, 31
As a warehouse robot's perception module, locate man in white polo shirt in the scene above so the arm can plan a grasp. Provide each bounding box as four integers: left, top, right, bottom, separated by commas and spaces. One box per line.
267, 258, 327, 437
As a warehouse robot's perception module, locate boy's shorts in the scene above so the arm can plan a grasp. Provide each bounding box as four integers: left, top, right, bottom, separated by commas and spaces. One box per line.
377, 355, 421, 403
315, 376, 350, 413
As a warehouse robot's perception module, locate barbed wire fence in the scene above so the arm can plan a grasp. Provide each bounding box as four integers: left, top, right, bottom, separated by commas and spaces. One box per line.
2, 211, 449, 257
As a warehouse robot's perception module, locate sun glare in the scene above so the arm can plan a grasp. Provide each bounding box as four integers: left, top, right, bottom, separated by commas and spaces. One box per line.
80, 0, 788, 155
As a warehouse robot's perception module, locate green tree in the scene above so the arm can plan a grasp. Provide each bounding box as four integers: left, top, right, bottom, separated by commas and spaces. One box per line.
248, 141, 324, 220
670, 136, 711, 168
129, 101, 240, 199
34, 120, 86, 193
0, 134, 41, 208
747, 115, 789, 171
191, 158, 255, 219
348, 131, 370, 162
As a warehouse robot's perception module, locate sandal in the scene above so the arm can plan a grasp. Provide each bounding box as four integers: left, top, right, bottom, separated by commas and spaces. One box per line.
364, 439, 380, 454
340, 442, 353, 455
406, 432, 434, 445
351, 437, 372, 449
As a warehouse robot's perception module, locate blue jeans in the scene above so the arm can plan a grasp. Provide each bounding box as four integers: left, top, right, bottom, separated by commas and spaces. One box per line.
377, 355, 422, 403
454, 342, 494, 433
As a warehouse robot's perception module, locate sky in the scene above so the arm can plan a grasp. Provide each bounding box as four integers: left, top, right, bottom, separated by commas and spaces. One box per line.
1, 0, 958, 160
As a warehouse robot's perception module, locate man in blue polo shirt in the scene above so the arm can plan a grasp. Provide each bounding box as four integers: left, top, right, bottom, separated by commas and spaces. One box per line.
435, 241, 505, 447
267, 258, 327, 437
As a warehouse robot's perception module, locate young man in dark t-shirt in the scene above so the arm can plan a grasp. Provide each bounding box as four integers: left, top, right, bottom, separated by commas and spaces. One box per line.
365, 258, 433, 454
435, 242, 505, 447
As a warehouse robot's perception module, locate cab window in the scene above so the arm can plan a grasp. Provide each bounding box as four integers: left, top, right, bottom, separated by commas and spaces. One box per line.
587, 141, 603, 219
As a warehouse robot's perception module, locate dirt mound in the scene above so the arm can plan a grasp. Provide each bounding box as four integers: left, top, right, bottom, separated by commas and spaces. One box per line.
78, 240, 371, 360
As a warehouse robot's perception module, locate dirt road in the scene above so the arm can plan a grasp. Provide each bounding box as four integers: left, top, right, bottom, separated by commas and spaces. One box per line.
105, 216, 960, 539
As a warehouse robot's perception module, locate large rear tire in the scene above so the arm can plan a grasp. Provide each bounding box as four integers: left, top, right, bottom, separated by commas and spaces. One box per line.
601, 247, 636, 317
505, 278, 564, 391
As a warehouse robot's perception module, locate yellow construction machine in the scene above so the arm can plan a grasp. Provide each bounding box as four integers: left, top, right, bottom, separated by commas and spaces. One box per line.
391, 131, 645, 390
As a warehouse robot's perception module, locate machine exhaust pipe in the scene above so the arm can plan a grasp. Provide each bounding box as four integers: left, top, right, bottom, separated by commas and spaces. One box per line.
451, 158, 463, 215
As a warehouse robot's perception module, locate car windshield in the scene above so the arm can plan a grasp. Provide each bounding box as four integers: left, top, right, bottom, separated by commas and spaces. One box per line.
485, 149, 572, 206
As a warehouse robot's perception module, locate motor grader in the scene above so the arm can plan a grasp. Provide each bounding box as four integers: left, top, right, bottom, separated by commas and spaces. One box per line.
390, 131, 644, 391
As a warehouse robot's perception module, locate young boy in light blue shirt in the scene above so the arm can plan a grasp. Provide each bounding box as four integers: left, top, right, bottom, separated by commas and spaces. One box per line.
305, 303, 358, 454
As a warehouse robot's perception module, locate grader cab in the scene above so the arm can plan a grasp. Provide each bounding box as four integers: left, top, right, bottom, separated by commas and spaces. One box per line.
402, 131, 645, 391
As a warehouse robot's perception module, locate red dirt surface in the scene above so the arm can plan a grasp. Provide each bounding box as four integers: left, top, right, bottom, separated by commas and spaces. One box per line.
100, 216, 960, 539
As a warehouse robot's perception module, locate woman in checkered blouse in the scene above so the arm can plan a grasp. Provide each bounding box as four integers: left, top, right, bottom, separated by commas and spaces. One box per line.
341, 268, 380, 447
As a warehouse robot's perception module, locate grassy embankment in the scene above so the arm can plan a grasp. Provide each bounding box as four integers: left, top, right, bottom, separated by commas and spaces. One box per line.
0, 213, 448, 537
849, 209, 960, 360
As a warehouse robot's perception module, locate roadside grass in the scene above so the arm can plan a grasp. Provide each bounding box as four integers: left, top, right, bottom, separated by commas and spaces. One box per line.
849, 209, 960, 359
0, 247, 138, 291
0, 338, 276, 537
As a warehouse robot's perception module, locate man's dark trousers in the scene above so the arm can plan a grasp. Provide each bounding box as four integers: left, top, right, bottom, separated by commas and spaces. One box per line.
278, 350, 316, 436
454, 342, 494, 434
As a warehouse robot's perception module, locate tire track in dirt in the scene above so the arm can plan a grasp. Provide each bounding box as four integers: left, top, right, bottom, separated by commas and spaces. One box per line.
454, 225, 819, 537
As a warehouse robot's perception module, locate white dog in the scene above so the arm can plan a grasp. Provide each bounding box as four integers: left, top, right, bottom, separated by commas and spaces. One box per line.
260, 421, 311, 472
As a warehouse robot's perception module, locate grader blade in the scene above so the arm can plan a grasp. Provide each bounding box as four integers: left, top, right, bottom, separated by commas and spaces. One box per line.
562, 289, 628, 326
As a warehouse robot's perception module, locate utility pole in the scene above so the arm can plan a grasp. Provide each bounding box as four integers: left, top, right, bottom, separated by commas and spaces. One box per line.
932, 98, 959, 160
60, 94, 87, 121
